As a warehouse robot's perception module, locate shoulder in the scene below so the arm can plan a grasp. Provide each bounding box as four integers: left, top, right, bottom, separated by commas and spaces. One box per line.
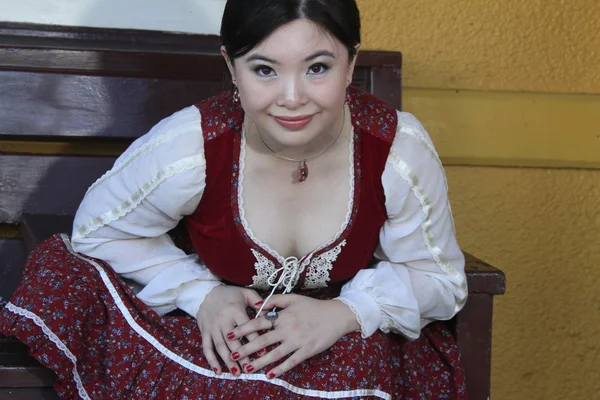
86, 104, 208, 203
194, 91, 244, 142
390, 111, 440, 166
114, 104, 204, 169
348, 87, 398, 144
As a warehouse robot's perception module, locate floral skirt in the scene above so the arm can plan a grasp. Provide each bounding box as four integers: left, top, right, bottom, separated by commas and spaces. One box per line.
0, 235, 467, 399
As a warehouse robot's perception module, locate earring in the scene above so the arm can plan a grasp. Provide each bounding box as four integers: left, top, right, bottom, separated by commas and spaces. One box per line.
345, 86, 351, 104
232, 84, 240, 103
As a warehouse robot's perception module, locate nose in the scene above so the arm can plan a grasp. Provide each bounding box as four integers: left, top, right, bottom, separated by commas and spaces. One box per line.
277, 77, 307, 110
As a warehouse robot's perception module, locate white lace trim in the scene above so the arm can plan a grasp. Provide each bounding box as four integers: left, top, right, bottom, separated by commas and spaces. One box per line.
387, 153, 468, 299
334, 297, 369, 339
250, 249, 278, 289
85, 118, 201, 197
304, 240, 347, 289
4, 302, 91, 400
56, 234, 391, 399
239, 114, 355, 289
73, 154, 205, 239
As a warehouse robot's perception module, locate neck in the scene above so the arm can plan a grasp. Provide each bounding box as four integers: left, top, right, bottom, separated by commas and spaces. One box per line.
247, 106, 348, 161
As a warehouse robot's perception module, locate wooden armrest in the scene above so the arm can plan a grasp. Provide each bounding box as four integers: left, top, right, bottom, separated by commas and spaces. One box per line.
464, 252, 506, 295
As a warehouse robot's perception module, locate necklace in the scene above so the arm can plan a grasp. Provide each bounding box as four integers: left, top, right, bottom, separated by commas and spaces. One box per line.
256, 107, 346, 183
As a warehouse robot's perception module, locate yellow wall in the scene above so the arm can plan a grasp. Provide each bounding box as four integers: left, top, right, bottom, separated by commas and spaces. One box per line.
355, 0, 600, 398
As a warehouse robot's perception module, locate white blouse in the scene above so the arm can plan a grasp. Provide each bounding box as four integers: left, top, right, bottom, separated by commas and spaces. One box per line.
71, 105, 467, 340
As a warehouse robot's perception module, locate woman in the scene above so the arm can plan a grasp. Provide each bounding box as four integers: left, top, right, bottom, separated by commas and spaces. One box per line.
0, 0, 468, 398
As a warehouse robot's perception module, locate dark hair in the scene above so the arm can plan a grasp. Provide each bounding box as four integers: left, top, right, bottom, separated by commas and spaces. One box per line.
221, 0, 361, 62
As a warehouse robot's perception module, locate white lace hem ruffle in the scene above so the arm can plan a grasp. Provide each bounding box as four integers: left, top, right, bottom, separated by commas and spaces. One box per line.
4, 302, 92, 399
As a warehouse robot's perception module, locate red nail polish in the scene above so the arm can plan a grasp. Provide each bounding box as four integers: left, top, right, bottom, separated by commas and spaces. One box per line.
213, 368, 219, 374
268, 372, 276, 379
246, 365, 255, 373
257, 348, 266, 356
231, 352, 240, 360
227, 332, 235, 340
232, 367, 239, 375
255, 301, 264, 307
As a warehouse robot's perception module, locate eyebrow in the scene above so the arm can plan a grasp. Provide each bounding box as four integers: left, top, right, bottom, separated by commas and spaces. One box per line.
245, 50, 336, 64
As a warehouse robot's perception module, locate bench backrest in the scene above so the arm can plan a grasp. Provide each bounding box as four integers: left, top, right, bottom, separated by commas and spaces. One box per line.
0, 23, 402, 226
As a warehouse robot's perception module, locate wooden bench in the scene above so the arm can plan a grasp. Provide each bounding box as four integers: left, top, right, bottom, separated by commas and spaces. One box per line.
0, 23, 506, 400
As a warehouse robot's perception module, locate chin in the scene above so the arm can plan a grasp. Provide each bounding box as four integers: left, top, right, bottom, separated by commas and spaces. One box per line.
270, 129, 318, 147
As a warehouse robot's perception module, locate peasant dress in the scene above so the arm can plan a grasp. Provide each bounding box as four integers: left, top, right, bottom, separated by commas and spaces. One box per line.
0, 87, 468, 400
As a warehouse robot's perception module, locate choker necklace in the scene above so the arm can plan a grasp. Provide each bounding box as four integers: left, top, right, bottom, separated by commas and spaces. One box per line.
257, 107, 346, 183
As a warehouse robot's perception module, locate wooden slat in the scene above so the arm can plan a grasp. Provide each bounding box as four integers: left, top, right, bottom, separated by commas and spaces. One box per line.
0, 388, 58, 399
0, 225, 20, 239
0, 239, 25, 302
0, 155, 116, 224
0, 70, 225, 139
0, 139, 128, 156
0, 366, 56, 389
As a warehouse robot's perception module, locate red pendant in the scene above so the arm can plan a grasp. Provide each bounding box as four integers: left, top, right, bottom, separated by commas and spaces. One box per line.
298, 160, 308, 182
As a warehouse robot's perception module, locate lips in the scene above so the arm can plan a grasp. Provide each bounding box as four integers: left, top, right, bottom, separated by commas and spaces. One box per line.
272, 114, 314, 130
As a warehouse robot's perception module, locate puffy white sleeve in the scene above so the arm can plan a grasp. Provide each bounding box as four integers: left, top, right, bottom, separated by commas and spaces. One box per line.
71, 106, 223, 318
336, 112, 468, 340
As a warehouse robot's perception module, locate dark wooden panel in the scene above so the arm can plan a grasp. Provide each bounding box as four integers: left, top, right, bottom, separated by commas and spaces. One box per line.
0, 155, 116, 224
0, 71, 225, 139
0, 388, 58, 399
371, 66, 403, 111
20, 214, 74, 257
0, 240, 25, 303
0, 47, 228, 80
0, 366, 56, 389
454, 293, 495, 400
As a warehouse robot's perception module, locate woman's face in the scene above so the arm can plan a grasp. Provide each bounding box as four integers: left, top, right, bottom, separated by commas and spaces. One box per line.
224, 19, 357, 149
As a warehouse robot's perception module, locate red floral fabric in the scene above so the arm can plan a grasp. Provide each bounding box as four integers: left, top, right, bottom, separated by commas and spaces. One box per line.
1, 235, 467, 399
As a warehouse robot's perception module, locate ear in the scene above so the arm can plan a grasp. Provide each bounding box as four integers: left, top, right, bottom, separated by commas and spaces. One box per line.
221, 46, 237, 83
346, 44, 361, 87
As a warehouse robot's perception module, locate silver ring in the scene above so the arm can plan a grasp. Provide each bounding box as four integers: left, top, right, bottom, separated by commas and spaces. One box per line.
265, 310, 278, 329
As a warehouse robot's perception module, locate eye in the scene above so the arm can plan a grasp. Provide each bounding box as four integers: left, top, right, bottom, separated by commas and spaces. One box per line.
253, 65, 276, 77
307, 63, 329, 75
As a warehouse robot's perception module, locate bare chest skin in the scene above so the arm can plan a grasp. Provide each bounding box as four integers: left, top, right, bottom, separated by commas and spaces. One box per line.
240, 127, 352, 260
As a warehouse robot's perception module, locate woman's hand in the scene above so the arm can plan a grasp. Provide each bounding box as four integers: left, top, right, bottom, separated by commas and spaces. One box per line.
196, 285, 264, 376
226, 294, 360, 378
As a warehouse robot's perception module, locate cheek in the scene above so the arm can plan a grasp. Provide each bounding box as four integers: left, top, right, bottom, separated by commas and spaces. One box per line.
311, 81, 347, 109
239, 81, 274, 112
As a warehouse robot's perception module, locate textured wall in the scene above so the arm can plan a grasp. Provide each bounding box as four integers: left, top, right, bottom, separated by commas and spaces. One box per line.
447, 167, 600, 399
357, 0, 600, 93
356, 0, 600, 399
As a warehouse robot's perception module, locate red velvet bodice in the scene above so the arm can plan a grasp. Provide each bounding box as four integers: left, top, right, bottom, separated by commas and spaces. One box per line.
185, 87, 398, 288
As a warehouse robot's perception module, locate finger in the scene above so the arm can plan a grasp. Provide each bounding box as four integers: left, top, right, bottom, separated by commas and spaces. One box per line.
265, 349, 306, 379
245, 342, 297, 374
231, 329, 282, 363
200, 333, 222, 375
213, 331, 242, 376
229, 313, 257, 369
228, 315, 272, 341
257, 294, 296, 310
243, 288, 265, 308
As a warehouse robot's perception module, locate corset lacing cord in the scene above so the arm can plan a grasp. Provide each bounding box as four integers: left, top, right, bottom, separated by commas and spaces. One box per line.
255, 256, 300, 318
